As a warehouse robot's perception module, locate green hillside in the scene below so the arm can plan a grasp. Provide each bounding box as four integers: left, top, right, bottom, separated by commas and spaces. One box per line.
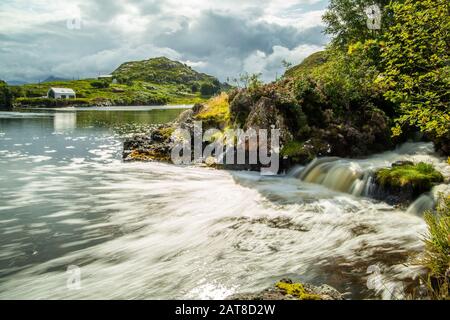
283, 51, 328, 78
13, 57, 223, 107
113, 57, 218, 85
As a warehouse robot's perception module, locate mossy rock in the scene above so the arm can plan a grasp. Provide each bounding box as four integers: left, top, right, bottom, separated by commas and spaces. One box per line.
227, 278, 343, 300
372, 162, 444, 205
275, 281, 322, 300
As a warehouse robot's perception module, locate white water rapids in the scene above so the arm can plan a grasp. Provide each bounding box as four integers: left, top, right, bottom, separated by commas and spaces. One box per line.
0, 111, 449, 300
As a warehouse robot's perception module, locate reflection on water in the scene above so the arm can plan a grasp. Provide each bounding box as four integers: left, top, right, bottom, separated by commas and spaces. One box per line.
0, 108, 446, 300
54, 113, 77, 133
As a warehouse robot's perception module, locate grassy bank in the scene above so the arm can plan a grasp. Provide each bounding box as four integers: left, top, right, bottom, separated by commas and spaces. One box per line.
423, 196, 450, 299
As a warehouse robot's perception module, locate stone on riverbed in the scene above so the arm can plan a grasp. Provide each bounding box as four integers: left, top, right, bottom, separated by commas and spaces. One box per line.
226, 278, 344, 300
370, 162, 444, 206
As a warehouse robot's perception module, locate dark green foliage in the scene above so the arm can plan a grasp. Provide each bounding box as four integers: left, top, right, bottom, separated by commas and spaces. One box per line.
200, 82, 219, 96
379, 0, 450, 142
15, 97, 90, 107
0, 80, 13, 110
90, 80, 110, 89
323, 0, 394, 49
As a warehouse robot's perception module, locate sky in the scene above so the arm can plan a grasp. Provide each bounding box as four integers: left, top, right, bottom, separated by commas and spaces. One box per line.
0, 0, 330, 83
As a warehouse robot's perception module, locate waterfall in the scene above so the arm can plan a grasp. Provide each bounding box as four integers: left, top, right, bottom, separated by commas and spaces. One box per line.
295, 157, 373, 196
407, 184, 450, 216
291, 143, 449, 217
406, 194, 435, 216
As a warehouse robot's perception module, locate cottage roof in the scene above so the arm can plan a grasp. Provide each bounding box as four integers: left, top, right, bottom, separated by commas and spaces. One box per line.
49, 87, 76, 94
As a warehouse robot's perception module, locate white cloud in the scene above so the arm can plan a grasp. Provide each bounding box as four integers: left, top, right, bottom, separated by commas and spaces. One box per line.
0, 0, 329, 82
243, 44, 324, 82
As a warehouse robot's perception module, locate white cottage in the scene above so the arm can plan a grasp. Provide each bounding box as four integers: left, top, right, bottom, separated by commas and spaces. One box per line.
47, 88, 76, 99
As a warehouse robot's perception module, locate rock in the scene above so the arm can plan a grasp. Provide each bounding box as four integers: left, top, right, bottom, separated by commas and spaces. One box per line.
123, 127, 173, 162
392, 160, 414, 167
244, 97, 293, 143
226, 279, 344, 301
370, 162, 444, 206
229, 89, 253, 125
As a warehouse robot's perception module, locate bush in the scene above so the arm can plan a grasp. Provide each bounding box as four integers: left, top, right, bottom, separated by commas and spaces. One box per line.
90, 80, 110, 89
200, 82, 219, 96
15, 97, 90, 107
0, 80, 12, 110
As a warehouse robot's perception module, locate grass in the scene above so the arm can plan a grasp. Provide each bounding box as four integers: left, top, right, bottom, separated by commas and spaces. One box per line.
422, 195, 450, 299
195, 92, 230, 127
376, 162, 444, 190
14, 79, 211, 107
284, 51, 328, 78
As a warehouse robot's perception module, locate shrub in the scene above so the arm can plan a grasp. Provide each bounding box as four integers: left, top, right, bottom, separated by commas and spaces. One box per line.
200, 82, 219, 96
90, 80, 110, 89
0, 80, 12, 110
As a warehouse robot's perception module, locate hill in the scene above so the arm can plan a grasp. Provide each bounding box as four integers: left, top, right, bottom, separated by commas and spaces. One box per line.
113, 57, 218, 86
13, 57, 223, 107
283, 51, 328, 78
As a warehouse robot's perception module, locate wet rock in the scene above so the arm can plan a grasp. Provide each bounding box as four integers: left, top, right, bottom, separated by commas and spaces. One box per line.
227, 278, 344, 300
369, 162, 444, 206
392, 160, 414, 167
123, 127, 173, 162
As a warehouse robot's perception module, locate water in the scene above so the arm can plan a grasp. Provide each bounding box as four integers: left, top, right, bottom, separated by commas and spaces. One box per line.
0, 108, 447, 300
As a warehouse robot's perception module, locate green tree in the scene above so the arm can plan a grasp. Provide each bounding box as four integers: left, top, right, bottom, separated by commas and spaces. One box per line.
0, 80, 13, 110
323, 0, 393, 48
379, 0, 450, 139
200, 82, 219, 96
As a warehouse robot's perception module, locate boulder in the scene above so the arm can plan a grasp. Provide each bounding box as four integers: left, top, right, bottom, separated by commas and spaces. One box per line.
226, 278, 344, 300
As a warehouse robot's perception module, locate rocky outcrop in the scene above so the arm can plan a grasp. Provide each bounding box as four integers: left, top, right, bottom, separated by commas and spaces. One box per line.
369, 162, 444, 206
227, 279, 344, 300
123, 126, 173, 162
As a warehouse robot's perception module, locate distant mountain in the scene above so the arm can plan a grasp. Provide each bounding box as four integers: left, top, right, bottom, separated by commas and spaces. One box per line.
112, 57, 220, 86
6, 80, 28, 85
43, 76, 70, 83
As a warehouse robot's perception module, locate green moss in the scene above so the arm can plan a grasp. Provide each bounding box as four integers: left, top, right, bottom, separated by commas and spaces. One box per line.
276, 281, 322, 300
376, 162, 444, 190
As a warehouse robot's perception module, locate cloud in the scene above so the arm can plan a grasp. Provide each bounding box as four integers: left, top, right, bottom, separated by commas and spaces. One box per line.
243, 44, 323, 82
0, 0, 329, 83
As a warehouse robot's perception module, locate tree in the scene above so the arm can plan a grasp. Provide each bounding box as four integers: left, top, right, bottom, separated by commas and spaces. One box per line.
379, 0, 450, 139
200, 82, 219, 96
323, 0, 394, 48
0, 80, 12, 110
